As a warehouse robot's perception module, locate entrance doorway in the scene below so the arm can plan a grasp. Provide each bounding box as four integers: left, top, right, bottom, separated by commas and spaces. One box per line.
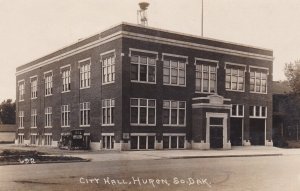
209, 117, 223, 149
230, 118, 243, 146
205, 113, 229, 149
210, 126, 223, 148
250, 119, 265, 145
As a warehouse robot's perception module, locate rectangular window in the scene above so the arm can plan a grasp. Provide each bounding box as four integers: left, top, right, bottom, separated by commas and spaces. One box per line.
130, 136, 155, 150
61, 105, 70, 127
18, 134, 24, 144
45, 107, 52, 127
80, 102, 90, 126
102, 56, 115, 84
30, 134, 37, 145
19, 111, 24, 128
249, 106, 267, 118
231, 104, 244, 117
261, 106, 266, 117
44, 135, 52, 146
130, 55, 156, 83
130, 98, 156, 125
44, 73, 53, 96
250, 70, 268, 93
249, 106, 254, 116
62, 69, 71, 92
79, 59, 91, 88
225, 68, 245, 91
163, 59, 186, 86
18, 81, 25, 101
195, 64, 217, 93
163, 100, 186, 126
31, 109, 37, 127
102, 99, 115, 125
30, 78, 37, 99
255, 106, 260, 116
210, 117, 223, 126
102, 136, 114, 149
163, 135, 185, 149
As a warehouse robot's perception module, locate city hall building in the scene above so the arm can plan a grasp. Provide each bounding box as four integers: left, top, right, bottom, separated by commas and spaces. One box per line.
15, 23, 273, 150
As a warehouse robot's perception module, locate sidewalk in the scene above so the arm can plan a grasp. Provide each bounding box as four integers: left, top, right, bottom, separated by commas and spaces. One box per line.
2, 144, 300, 162
71, 146, 300, 162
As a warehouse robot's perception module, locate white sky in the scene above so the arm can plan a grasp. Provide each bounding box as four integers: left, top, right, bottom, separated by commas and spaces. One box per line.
0, 0, 299, 100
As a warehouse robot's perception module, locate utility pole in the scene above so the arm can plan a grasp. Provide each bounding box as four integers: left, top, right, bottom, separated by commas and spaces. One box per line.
201, 0, 204, 37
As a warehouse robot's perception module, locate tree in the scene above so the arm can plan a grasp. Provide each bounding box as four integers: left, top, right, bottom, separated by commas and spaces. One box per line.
284, 60, 300, 93
283, 60, 300, 140
0, 99, 16, 124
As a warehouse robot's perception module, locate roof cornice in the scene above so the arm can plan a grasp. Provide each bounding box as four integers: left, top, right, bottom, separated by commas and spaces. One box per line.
16, 22, 273, 76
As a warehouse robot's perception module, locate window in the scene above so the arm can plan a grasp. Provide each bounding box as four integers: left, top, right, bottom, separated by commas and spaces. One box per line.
163, 59, 186, 86
249, 106, 267, 118
250, 70, 268, 93
195, 64, 217, 93
130, 98, 156, 125
18, 81, 25, 101
19, 111, 24, 128
45, 107, 52, 127
231, 104, 244, 117
130, 55, 156, 83
163, 135, 185, 149
163, 101, 186, 126
130, 135, 155, 150
79, 59, 91, 88
262, 106, 266, 117
44, 134, 52, 146
102, 56, 115, 84
80, 102, 90, 126
61, 105, 70, 127
44, 73, 53, 96
102, 136, 114, 149
30, 134, 37, 145
226, 68, 245, 91
210, 117, 223, 126
18, 134, 24, 144
102, 99, 115, 125
30, 77, 37, 99
62, 69, 71, 92
31, 109, 37, 128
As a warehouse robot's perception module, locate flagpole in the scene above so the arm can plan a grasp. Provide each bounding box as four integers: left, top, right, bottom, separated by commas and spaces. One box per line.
201, 0, 204, 37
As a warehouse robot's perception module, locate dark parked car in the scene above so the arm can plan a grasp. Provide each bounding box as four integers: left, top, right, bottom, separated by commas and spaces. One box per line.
58, 129, 88, 150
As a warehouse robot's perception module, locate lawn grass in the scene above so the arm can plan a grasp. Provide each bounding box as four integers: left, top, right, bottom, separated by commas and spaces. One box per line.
0, 149, 89, 165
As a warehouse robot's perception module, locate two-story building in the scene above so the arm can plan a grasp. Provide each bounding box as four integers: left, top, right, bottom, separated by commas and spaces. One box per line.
15, 22, 273, 150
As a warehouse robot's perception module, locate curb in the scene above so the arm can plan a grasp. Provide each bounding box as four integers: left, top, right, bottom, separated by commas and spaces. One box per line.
0, 159, 90, 166
168, 153, 283, 159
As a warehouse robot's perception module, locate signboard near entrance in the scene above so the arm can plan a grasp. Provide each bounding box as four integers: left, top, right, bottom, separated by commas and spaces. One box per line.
123, 133, 130, 139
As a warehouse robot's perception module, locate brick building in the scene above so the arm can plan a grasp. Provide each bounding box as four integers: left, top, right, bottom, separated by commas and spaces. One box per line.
15, 23, 273, 150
